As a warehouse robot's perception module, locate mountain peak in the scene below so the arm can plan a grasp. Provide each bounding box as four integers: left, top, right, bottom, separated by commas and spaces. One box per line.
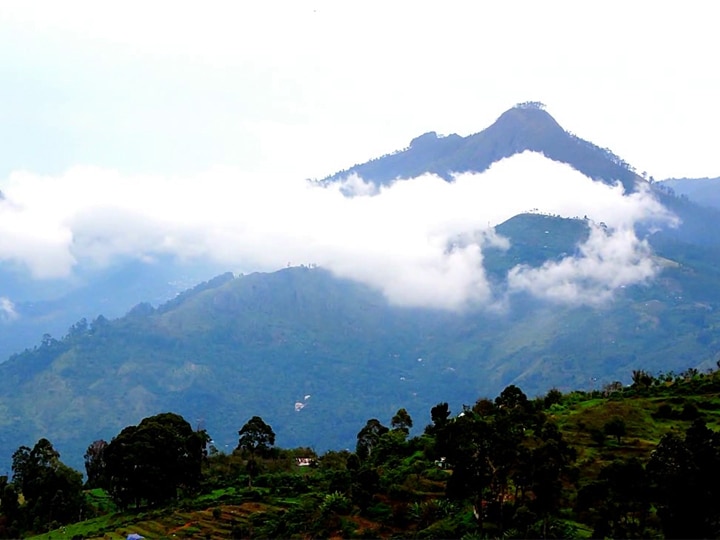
409, 131, 439, 148
324, 102, 642, 191
492, 102, 564, 134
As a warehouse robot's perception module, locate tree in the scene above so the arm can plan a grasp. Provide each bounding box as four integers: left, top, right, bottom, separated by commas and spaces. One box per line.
430, 402, 450, 426
444, 412, 494, 533
472, 398, 496, 417
425, 402, 450, 437
528, 422, 577, 537
355, 419, 389, 461
10, 439, 85, 533
390, 408, 413, 435
590, 428, 607, 447
543, 388, 563, 409
647, 420, 720, 538
587, 458, 649, 538
237, 416, 276, 487
84, 439, 108, 489
237, 416, 276, 458
603, 417, 626, 444
0, 476, 20, 538
104, 412, 206, 509
631, 370, 653, 390
495, 385, 530, 412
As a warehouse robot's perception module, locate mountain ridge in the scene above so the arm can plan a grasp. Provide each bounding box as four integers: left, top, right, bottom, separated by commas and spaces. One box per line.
325, 102, 641, 192
2, 212, 720, 472
2, 105, 720, 473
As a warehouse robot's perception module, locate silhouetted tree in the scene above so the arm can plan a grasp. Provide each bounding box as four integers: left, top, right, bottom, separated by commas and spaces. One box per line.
84, 439, 108, 489
578, 458, 650, 538
237, 416, 276, 487
543, 388, 563, 409
104, 413, 205, 509
10, 439, 85, 532
444, 412, 494, 533
237, 416, 276, 459
631, 370, 653, 390
647, 419, 720, 538
391, 408, 413, 435
604, 417, 626, 444
430, 402, 450, 426
356, 419, 388, 461
529, 423, 577, 537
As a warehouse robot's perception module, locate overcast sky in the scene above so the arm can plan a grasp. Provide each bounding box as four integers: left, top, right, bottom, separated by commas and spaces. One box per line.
2, 1, 718, 180
0, 1, 714, 309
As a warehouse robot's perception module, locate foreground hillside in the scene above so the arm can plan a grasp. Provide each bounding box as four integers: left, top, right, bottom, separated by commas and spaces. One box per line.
6, 367, 720, 539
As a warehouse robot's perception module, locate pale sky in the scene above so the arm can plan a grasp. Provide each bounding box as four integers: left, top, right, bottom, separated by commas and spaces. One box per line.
0, 1, 714, 310
1, 1, 718, 180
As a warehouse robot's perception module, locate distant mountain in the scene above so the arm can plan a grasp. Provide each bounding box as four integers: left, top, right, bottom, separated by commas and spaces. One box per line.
2, 104, 719, 366
2, 213, 720, 472
657, 176, 720, 210
2, 103, 720, 472
0, 256, 229, 363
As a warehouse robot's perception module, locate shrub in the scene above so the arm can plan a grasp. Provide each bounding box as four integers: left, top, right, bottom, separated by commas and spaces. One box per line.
680, 402, 701, 420
319, 491, 353, 516
590, 428, 606, 447
652, 403, 674, 419
366, 502, 393, 522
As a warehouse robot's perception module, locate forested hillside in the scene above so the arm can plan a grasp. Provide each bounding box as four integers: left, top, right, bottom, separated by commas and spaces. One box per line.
3, 204, 720, 475
2, 366, 719, 539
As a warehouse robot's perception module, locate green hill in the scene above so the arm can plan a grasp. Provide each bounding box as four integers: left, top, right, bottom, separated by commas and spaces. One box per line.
1, 212, 720, 474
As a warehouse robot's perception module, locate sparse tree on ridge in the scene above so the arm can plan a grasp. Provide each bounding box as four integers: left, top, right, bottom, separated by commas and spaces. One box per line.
356, 419, 388, 461
604, 417, 627, 444
104, 412, 205, 509
237, 416, 276, 459
237, 416, 276, 487
84, 439, 108, 489
391, 408, 413, 435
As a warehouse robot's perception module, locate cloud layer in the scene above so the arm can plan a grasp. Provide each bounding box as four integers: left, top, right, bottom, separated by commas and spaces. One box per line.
0, 152, 676, 309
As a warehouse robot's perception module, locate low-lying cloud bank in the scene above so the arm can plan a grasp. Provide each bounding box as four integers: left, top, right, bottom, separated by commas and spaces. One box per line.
0, 152, 677, 309
507, 225, 658, 306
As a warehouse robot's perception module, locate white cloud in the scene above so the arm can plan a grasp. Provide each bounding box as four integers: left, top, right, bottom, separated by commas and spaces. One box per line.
0, 190, 76, 279
507, 225, 658, 306
0, 152, 677, 309
0, 297, 18, 322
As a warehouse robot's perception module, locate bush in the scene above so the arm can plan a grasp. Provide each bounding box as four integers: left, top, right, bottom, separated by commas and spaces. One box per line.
387, 483, 417, 502
423, 466, 451, 482
680, 402, 701, 420
319, 491, 353, 516
366, 502, 393, 522
544, 388, 564, 409
652, 403, 675, 419
590, 428, 606, 447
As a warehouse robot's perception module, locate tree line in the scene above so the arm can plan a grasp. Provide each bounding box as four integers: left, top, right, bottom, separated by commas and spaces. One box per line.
0, 372, 719, 538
